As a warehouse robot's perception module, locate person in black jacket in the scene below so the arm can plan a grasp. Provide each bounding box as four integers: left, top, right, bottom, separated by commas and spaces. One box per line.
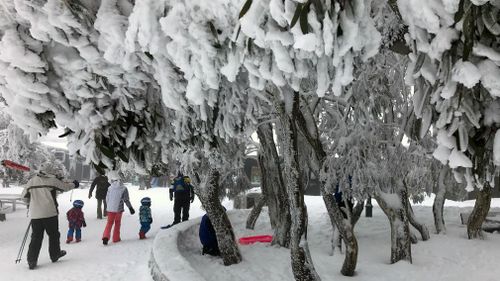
169, 172, 195, 225
88, 173, 110, 219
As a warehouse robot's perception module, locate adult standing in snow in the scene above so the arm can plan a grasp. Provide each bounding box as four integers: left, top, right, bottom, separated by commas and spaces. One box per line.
102, 171, 135, 245
88, 172, 110, 219
168, 172, 195, 227
21, 163, 79, 270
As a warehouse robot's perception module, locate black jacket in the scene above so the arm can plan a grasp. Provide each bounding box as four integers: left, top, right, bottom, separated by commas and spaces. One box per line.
89, 175, 110, 200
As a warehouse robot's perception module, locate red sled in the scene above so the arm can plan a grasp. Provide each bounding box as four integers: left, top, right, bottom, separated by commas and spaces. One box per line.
238, 235, 273, 245
1, 160, 30, 172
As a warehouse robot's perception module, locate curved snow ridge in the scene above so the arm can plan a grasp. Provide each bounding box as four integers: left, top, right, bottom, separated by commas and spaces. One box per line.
149, 218, 205, 281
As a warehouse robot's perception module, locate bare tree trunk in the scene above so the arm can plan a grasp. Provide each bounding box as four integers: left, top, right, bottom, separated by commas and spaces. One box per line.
467, 182, 492, 239
323, 193, 358, 276
198, 169, 242, 266
407, 202, 430, 241
246, 195, 265, 230
257, 124, 291, 247
351, 201, 365, 226
433, 168, 447, 234
276, 93, 320, 281
293, 101, 359, 277
375, 190, 412, 264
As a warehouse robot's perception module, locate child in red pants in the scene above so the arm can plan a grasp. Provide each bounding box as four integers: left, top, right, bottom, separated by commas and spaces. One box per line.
102, 171, 134, 245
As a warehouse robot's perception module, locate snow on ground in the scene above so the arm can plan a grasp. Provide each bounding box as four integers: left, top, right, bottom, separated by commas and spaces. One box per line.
180, 196, 500, 281
0, 184, 222, 281
2, 185, 500, 281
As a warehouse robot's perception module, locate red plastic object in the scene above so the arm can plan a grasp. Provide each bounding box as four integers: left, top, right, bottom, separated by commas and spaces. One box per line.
238, 235, 273, 245
1, 160, 30, 172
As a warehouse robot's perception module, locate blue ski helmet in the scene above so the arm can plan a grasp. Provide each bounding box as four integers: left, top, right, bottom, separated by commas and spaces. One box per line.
73, 200, 84, 208
141, 197, 151, 206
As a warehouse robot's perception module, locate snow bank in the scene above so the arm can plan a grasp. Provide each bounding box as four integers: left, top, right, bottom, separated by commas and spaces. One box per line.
150, 218, 205, 281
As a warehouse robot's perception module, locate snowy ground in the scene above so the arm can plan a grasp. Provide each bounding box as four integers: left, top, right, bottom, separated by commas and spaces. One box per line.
2, 185, 500, 281
180, 196, 500, 281
0, 184, 215, 281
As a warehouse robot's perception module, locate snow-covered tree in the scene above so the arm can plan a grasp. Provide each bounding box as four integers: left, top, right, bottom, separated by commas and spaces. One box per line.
397, 0, 500, 238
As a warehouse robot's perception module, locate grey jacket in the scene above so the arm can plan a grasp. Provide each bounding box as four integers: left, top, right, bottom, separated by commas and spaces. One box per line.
21, 173, 75, 219
106, 181, 133, 212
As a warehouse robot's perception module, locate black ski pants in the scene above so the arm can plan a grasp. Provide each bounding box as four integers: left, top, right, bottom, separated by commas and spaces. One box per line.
27, 216, 61, 264
173, 197, 190, 224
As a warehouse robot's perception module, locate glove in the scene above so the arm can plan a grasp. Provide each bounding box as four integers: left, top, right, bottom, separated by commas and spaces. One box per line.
169, 195, 173, 201
73, 180, 80, 188
83, 221, 87, 227
129, 207, 135, 215
190, 197, 194, 203
88, 194, 92, 199
149, 218, 153, 224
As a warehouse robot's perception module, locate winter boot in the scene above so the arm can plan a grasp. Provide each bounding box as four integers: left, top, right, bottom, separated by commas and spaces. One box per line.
28, 262, 37, 270
66, 237, 73, 244
102, 238, 109, 245
139, 231, 146, 239
76, 238, 81, 243
52, 250, 67, 262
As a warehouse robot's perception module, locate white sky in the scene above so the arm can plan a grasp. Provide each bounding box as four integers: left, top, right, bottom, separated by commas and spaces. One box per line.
39, 126, 68, 149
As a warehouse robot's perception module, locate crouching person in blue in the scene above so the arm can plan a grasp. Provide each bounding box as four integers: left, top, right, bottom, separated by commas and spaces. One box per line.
199, 213, 220, 256
21, 163, 79, 270
139, 197, 152, 239
169, 172, 195, 226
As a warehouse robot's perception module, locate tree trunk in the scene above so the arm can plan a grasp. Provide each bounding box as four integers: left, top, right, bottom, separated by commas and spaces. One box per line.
375, 190, 412, 264
275, 93, 320, 281
467, 182, 492, 239
407, 202, 430, 241
433, 168, 447, 234
293, 99, 360, 276
199, 169, 242, 266
246, 195, 265, 230
323, 193, 358, 276
351, 201, 365, 226
257, 124, 291, 247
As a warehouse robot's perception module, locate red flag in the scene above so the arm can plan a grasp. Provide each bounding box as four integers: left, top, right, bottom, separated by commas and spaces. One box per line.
1, 160, 30, 172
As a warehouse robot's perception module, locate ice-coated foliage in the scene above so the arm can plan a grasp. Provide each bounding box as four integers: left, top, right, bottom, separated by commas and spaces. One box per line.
398, 0, 500, 190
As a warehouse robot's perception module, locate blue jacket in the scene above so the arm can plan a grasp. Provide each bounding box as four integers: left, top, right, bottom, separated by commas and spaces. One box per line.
139, 205, 152, 223
170, 175, 194, 201
199, 214, 218, 249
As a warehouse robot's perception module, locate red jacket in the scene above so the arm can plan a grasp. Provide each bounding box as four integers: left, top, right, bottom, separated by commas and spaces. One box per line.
67, 207, 86, 228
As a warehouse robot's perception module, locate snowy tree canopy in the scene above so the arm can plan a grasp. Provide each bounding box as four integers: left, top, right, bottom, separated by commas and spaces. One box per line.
398, 0, 500, 190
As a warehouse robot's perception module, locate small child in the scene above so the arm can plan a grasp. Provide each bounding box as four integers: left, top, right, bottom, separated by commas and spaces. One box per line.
66, 200, 87, 243
139, 197, 152, 239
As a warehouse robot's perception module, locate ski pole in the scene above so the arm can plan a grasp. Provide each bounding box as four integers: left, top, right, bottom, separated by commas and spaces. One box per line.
70, 188, 74, 202
15, 222, 31, 264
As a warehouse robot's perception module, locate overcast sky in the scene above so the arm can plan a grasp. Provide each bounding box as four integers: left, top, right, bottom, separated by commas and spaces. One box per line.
39, 126, 68, 149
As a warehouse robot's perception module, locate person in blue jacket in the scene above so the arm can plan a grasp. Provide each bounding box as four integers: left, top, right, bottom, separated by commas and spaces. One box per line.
199, 212, 220, 256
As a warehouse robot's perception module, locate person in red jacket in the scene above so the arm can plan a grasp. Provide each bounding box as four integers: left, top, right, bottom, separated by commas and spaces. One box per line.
66, 200, 86, 243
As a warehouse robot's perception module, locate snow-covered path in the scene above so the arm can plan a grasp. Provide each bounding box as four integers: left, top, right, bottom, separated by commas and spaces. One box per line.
0, 185, 209, 281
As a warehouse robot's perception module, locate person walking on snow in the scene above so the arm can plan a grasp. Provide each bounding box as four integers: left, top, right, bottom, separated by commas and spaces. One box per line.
88, 172, 110, 219
168, 172, 194, 227
21, 163, 79, 270
138, 197, 153, 239
102, 171, 135, 245
66, 200, 87, 243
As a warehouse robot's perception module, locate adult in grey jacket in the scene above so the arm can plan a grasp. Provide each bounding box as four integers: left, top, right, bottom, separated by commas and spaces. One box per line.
88, 173, 110, 219
21, 164, 79, 270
